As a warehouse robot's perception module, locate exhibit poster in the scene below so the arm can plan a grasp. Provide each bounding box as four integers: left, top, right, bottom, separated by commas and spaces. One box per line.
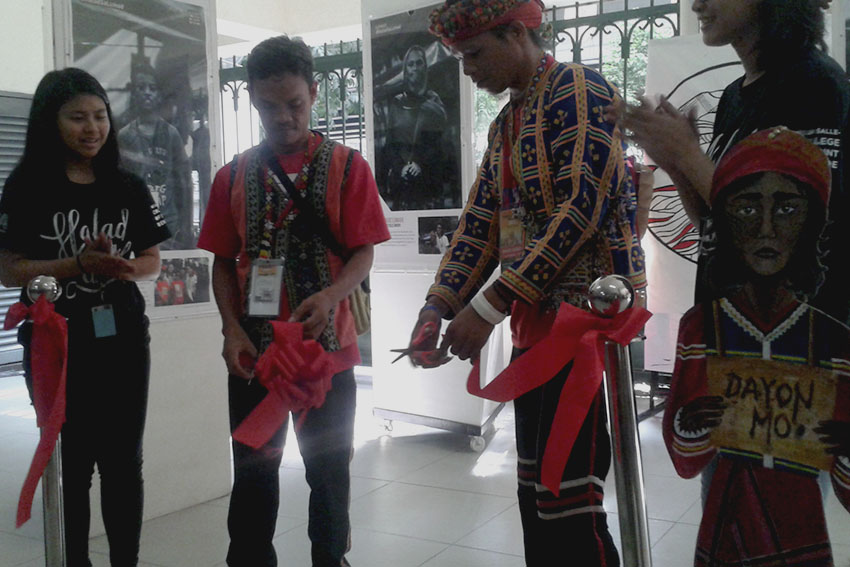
370, 4, 462, 213
66, 0, 213, 250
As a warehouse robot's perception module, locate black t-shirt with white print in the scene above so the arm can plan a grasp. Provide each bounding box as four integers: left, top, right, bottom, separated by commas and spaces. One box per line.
0, 169, 171, 336
700, 49, 850, 322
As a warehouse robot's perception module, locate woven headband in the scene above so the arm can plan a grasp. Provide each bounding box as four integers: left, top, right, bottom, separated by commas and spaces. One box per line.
711, 127, 831, 206
429, 0, 545, 45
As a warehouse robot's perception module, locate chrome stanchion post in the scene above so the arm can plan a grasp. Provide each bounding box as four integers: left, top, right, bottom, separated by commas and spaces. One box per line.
27, 276, 66, 567
42, 440, 65, 566
588, 275, 652, 567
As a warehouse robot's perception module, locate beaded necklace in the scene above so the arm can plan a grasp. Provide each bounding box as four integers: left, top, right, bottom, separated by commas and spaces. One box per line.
259, 132, 320, 259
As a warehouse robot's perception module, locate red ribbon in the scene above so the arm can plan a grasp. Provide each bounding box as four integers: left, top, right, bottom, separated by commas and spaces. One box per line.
232, 322, 339, 449
467, 302, 651, 496
4, 296, 69, 528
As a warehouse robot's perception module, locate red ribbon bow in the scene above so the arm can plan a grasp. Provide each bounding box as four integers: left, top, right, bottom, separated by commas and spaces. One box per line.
467, 302, 651, 495
232, 322, 339, 449
4, 296, 69, 528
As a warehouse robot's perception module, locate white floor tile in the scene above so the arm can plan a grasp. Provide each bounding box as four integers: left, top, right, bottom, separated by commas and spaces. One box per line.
271, 524, 311, 566
677, 497, 704, 526
453, 504, 524, 557
420, 545, 524, 567
349, 482, 514, 544
88, 551, 162, 567
348, 433, 461, 482
604, 466, 700, 522
0, 432, 38, 478
638, 416, 680, 478
826, 486, 850, 546
275, 466, 311, 520
607, 513, 675, 549
0, 473, 44, 541
650, 522, 699, 567
90, 502, 230, 567
833, 542, 850, 566
9, 560, 47, 567
643, 472, 701, 522
348, 528, 449, 567
0, 530, 44, 566
397, 436, 517, 498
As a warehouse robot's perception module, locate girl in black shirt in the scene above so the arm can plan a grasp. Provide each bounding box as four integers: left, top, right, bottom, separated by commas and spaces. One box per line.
0, 68, 170, 566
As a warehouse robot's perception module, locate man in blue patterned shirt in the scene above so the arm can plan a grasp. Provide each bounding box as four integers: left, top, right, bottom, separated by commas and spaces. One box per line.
410, 1, 645, 565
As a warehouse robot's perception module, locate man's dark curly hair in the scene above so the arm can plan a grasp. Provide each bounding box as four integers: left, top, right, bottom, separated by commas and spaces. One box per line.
246, 35, 314, 90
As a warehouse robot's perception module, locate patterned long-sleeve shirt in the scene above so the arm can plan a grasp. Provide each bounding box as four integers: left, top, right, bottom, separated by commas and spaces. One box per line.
429, 56, 645, 347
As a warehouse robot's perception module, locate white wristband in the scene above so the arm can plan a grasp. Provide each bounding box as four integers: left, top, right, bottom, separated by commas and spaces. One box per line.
469, 293, 507, 326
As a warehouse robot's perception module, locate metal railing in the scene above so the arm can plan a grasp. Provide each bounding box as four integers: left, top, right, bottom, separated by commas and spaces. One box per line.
218, 1, 680, 159
549, 0, 679, 104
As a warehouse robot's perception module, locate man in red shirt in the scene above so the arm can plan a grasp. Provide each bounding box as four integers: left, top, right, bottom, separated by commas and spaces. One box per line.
197, 35, 389, 567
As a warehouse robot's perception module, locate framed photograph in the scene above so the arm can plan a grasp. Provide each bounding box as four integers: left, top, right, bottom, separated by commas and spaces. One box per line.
417, 215, 458, 255
56, 0, 217, 250
370, 4, 462, 212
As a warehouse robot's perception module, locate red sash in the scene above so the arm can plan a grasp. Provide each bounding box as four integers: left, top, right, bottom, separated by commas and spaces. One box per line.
468, 302, 650, 495
4, 296, 69, 527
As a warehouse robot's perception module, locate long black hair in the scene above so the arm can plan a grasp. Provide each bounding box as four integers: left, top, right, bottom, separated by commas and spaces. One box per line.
756, 0, 827, 71
15, 68, 121, 184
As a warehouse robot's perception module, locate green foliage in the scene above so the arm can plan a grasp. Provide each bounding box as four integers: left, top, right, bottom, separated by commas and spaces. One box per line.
599, 20, 676, 105
313, 71, 362, 125
473, 90, 505, 165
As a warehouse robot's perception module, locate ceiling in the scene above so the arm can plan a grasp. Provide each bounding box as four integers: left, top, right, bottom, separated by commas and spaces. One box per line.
215, 0, 363, 51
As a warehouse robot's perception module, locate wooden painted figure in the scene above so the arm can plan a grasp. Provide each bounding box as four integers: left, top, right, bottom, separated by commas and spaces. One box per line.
663, 127, 850, 566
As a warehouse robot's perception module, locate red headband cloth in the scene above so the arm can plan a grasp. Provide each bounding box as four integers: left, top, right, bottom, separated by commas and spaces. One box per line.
429, 0, 545, 44
711, 126, 831, 206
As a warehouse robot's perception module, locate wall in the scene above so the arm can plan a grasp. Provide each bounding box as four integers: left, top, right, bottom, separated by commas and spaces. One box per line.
216, 0, 361, 39
0, 0, 51, 94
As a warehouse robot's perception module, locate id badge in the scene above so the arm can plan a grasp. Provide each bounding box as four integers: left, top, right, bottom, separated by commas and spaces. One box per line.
499, 208, 526, 269
92, 304, 117, 338
248, 258, 284, 318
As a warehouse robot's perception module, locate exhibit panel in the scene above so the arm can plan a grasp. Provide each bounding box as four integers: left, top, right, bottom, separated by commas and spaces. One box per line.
371, 270, 508, 449
363, 0, 508, 444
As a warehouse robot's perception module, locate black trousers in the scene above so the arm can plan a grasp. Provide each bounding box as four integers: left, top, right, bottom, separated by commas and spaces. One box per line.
513, 354, 620, 567
226, 368, 356, 567
23, 320, 150, 567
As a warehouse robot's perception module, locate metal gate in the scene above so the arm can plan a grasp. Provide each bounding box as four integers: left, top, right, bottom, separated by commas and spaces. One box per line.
218, 2, 679, 158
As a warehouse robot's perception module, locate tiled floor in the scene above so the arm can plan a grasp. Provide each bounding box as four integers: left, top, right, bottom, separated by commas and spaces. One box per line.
1, 373, 849, 567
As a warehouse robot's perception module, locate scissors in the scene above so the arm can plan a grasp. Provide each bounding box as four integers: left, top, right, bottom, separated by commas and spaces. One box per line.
390, 321, 452, 367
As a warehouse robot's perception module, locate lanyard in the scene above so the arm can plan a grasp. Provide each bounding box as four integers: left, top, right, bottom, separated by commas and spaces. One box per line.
259, 133, 320, 259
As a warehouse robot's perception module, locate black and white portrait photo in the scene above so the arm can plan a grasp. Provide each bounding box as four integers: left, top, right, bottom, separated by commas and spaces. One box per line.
371, 5, 462, 212
70, 0, 211, 250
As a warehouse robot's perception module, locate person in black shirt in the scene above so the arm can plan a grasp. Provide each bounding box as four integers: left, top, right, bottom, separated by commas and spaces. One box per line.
611, 0, 847, 521
615, 0, 848, 321
0, 68, 171, 566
